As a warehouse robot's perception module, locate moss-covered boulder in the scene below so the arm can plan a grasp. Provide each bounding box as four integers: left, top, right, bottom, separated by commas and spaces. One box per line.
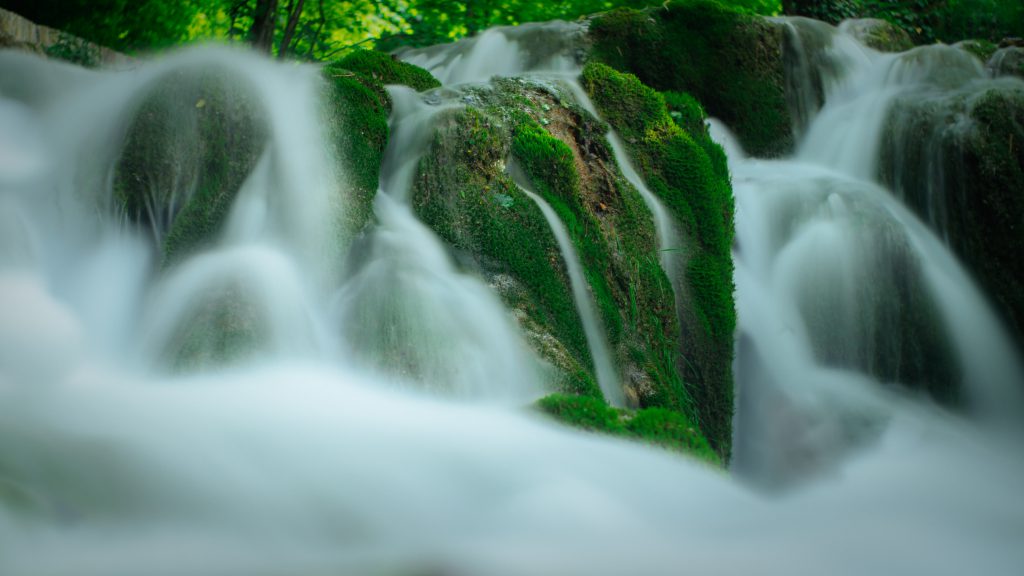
335, 49, 441, 92
587, 0, 791, 158
322, 63, 390, 241
880, 83, 1024, 353
988, 47, 1024, 79
536, 393, 719, 465
413, 102, 604, 399
411, 75, 726, 455
113, 65, 269, 264
955, 39, 999, 63
322, 55, 440, 241
166, 285, 268, 370
839, 18, 913, 52
581, 62, 735, 458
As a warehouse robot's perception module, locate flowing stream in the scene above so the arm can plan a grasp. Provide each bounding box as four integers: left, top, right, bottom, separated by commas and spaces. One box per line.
509, 166, 623, 406
1, 18, 1023, 576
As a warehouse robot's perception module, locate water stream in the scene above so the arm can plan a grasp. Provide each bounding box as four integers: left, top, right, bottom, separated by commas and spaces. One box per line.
510, 166, 623, 406
332, 86, 542, 400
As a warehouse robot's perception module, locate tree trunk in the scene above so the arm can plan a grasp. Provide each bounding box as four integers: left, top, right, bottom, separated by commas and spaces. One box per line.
278, 0, 308, 59
248, 0, 279, 53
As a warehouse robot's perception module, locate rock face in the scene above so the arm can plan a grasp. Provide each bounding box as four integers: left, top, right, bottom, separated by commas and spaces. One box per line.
0, 7, 128, 66
114, 65, 269, 264
580, 63, 735, 458
323, 51, 442, 243
989, 47, 1024, 79
881, 82, 1024, 353
586, 0, 792, 158
410, 74, 732, 458
839, 18, 913, 52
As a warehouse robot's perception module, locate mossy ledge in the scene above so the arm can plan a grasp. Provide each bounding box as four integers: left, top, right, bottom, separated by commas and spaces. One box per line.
581, 62, 735, 459
113, 64, 269, 265
586, 0, 791, 158
536, 393, 720, 466
413, 103, 603, 399
323, 53, 440, 241
335, 49, 441, 92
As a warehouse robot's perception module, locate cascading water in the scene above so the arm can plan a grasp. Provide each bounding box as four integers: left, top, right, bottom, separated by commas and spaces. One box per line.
1, 15, 1024, 576
399, 21, 584, 86
728, 20, 1024, 486
332, 86, 542, 400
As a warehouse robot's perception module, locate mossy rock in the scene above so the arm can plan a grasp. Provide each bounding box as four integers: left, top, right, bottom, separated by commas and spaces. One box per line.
113, 65, 268, 264
663, 90, 729, 181
321, 56, 439, 242
536, 393, 719, 465
581, 61, 735, 459
412, 77, 707, 445
587, 0, 791, 158
322, 63, 391, 241
880, 84, 1024, 357
500, 84, 703, 425
841, 18, 913, 52
167, 285, 269, 371
413, 105, 603, 399
988, 47, 1024, 79
955, 39, 999, 63
336, 49, 441, 92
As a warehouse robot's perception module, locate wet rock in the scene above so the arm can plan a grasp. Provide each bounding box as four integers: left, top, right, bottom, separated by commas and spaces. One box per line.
988, 47, 1024, 79
840, 18, 913, 52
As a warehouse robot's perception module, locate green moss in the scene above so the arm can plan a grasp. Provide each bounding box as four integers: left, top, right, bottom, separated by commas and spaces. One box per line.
336, 49, 441, 92
624, 407, 718, 463
512, 120, 623, 348
113, 65, 268, 264
583, 61, 735, 458
663, 90, 729, 181
413, 107, 603, 399
168, 286, 268, 371
588, 0, 791, 158
846, 18, 914, 53
956, 39, 998, 63
411, 78, 719, 456
662, 91, 706, 137
322, 63, 391, 239
536, 393, 719, 465
537, 393, 623, 433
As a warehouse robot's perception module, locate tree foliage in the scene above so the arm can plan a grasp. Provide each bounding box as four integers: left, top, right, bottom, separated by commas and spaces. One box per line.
0, 0, 777, 57
782, 0, 1023, 43
4, 0, 1019, 62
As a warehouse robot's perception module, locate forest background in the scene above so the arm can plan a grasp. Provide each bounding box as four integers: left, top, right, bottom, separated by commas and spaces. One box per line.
2, 0, 1021, 62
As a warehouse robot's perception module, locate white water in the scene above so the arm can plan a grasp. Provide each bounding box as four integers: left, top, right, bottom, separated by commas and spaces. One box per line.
2, 17, 1024, 576
399, 21, 583, 86
512, 174, 623, 406
726, 22, 1024, 487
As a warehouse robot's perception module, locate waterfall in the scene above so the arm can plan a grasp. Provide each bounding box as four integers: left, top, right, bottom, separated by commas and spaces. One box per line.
726, 24, 1024, 486
399, 20, 584, 86
2, 15, 1024, 576
332, 86, 542, 400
